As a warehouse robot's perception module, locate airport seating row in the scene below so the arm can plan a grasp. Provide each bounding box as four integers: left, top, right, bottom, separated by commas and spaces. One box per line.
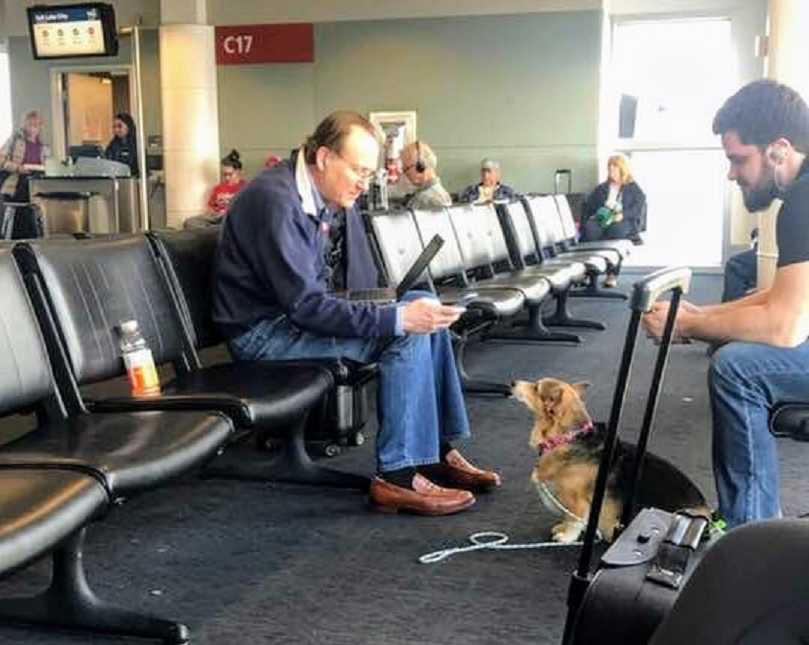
364, 194, 632, 393
0, 231, 375, 643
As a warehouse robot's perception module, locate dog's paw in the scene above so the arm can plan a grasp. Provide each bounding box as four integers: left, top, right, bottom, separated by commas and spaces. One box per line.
551, 520, 585, 544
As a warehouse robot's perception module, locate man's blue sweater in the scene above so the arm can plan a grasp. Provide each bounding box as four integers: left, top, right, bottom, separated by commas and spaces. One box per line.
212, 156, 398, 340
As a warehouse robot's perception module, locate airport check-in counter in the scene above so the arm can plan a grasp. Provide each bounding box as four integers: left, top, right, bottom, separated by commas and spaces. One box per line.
29, 158, 142, 235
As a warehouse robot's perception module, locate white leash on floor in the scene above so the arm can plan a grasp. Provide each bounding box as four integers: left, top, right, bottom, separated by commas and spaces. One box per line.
418, 531, 585, 564
419, 482, 601, 564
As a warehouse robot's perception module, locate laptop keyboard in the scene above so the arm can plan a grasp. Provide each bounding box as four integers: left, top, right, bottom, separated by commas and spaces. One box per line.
346, 288, 396, 301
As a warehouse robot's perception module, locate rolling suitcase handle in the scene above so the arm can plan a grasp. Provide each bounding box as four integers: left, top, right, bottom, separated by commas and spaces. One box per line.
562, 266, 692, 645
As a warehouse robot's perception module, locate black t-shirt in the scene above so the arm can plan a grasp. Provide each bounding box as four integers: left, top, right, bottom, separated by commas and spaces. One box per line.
776, 159, 809, 268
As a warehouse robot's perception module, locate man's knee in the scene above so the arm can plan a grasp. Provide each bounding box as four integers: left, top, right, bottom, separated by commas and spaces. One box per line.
709, 341, 756, 386
383, 330, 430, 360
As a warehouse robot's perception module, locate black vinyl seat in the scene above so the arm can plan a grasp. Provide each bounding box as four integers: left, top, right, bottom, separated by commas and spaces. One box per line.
443, 203, 587, 344
770, 403, 809, 442
650, 518, 809, 645
368, 208, 524, 396
11, 235, 356, 490
0, 410, 231, 496
147, 226, 376, 466
0, 247, 231, 643
370, 208, 525, 317
552, 193, 635, 256
496, 200, 605, 331
524, 195, 628, 301
0, 468, 106, 574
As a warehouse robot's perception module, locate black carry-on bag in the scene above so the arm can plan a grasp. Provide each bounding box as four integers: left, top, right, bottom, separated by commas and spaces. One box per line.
562, 266, 714, 645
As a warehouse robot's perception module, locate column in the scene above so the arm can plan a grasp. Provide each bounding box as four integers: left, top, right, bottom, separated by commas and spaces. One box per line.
159, 0, 219, 228
758, 0, 809, 288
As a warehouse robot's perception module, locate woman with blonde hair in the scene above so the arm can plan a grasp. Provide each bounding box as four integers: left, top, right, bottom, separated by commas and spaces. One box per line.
581, 153, 646, 287
0, 110, 50, 202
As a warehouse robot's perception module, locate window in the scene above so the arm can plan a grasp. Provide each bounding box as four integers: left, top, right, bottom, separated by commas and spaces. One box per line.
607, 18, 737, 268
613, 18, 735, 146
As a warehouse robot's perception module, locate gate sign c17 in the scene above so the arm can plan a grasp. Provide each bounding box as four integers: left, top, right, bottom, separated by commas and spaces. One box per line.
215, 23, 314, 64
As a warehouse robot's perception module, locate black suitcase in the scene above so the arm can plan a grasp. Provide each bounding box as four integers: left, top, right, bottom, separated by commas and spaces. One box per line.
563, 266, 714, 645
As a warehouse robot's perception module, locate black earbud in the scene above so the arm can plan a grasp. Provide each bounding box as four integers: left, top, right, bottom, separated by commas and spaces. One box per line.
414, 140, 426, 173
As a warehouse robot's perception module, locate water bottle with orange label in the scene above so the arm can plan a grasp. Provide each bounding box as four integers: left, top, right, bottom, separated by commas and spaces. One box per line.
118, 319, 161, 397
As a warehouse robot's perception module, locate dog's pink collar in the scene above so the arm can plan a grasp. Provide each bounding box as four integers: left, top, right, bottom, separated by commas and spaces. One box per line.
537, 421, 595, 454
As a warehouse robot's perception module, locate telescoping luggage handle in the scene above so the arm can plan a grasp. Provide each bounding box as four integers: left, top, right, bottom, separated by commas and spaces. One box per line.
562, 266, 692, 645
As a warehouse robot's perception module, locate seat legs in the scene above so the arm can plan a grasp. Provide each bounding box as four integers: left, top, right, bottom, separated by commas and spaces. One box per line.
0, 528, 189, 644
570, 272, 628, 301
453, 336, 511, 397
487, 304, 582, 344
542, 291, 606, 330
203, 412, 370, 491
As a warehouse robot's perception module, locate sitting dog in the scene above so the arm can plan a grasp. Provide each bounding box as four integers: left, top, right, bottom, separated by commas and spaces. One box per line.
512, 377, 708, 543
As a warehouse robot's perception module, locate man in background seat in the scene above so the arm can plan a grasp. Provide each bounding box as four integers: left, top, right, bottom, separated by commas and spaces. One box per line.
213, 111, 500, 516
459, 158, 516, 203
400, 140, 452, 209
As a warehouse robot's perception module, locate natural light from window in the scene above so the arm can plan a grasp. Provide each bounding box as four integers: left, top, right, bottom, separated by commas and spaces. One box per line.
609, 18, 737, 268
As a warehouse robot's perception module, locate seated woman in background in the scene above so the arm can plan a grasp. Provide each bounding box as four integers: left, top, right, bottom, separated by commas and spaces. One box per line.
104, 113, 139, 177
0, 109, 50, 203
184, 150, 246, 229
581, 153, 646, 287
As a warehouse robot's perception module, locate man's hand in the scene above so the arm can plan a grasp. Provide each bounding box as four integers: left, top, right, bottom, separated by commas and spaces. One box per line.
402, 298, 464, 334
641, 300, 699, 342
17, 164, 31, 175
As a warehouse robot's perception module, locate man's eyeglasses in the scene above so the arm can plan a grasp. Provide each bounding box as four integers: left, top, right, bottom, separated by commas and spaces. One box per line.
331, 150, 376, 183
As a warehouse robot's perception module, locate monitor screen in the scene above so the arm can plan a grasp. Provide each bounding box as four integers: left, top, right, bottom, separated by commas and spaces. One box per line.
27, 3, 118, 60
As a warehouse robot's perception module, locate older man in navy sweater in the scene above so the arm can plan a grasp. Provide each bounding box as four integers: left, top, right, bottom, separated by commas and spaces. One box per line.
213, 111, 500, 515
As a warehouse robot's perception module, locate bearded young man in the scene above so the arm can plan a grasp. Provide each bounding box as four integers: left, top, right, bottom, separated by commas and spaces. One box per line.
642, 80, 809, 528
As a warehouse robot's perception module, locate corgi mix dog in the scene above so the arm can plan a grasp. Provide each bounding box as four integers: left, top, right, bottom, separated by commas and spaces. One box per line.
511, 377, 708, 543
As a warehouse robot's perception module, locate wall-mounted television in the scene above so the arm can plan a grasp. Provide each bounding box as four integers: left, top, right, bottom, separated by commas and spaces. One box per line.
27, 3, 118, 60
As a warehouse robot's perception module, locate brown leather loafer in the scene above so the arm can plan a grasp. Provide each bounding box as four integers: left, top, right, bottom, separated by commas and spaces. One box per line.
369, 473, 475, 516
421, 449, 502, 492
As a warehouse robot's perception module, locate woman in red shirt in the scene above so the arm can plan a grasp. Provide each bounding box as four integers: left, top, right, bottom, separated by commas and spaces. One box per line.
184, 150, 247, 229
208, 150, 246, 216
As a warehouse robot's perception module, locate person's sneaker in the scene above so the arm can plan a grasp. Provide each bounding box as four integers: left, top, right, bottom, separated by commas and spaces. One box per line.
603, 274, 618, 288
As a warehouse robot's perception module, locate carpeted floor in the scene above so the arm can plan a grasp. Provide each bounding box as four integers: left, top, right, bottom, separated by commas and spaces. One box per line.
1, 271, 808, 644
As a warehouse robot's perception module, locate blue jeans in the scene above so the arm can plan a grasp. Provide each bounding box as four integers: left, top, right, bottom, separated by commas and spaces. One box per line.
228, 292, 471, 473
709, 339, 809, 527
581, 218, 634, 242
721, 248, 757, 302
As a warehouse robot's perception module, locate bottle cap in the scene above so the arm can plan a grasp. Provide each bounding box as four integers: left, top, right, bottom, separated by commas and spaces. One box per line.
120, 320, 139, 334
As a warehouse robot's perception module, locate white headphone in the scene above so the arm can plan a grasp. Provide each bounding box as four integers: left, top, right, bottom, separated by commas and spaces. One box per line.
768, 144, 787, 165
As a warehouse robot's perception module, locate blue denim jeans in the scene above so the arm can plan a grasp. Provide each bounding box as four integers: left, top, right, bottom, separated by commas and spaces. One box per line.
709, 339, 809, 527
721, 248, 757, 302
228, 292, 470, 473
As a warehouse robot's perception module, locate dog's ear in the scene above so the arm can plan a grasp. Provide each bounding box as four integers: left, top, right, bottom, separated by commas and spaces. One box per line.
572, 382, 590, 399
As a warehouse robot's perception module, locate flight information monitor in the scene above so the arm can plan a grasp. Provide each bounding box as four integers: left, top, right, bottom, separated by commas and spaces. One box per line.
27, 3, 118, 59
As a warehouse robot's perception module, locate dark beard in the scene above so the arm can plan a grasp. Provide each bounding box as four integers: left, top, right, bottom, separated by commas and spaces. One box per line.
741, 175, 778, 212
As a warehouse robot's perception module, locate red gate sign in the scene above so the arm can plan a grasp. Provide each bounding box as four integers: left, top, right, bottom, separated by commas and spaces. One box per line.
215, 23, 314, 64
